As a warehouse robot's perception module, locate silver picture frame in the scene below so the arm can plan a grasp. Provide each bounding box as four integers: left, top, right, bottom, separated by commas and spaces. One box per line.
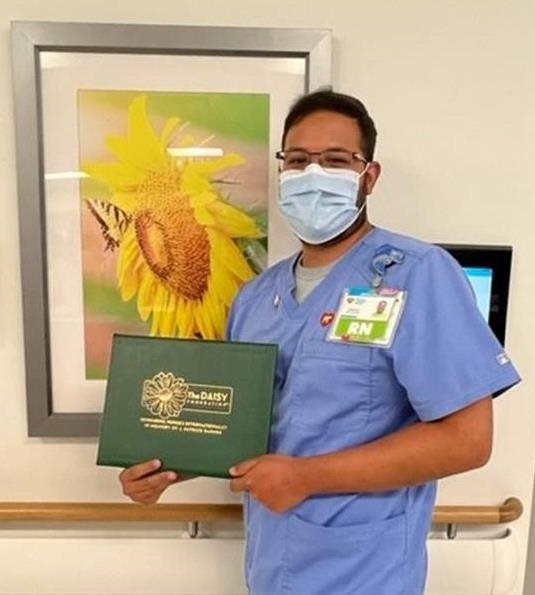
10, 21, 332, 437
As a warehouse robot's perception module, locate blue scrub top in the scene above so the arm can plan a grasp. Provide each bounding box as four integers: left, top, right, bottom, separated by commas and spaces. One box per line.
227, 227, 520, 595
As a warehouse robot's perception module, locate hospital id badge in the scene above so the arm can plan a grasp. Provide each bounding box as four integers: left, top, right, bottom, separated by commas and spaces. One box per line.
327, 287, 406, 348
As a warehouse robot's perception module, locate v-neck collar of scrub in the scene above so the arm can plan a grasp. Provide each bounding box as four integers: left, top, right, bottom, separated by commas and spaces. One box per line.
280, 226, 381, 319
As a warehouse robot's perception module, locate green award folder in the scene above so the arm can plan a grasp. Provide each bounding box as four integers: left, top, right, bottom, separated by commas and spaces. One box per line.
97, 334, 278, 479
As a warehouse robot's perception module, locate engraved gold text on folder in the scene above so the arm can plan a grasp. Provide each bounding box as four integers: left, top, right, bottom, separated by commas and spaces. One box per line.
141, 371, 233, 420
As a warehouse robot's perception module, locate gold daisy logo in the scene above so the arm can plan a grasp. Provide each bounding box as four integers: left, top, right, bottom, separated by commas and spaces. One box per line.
142, 372, 189, 420
83, 95, 263, 340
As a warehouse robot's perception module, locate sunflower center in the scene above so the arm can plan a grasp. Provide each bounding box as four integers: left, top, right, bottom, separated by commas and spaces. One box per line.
134, 205, 210, 301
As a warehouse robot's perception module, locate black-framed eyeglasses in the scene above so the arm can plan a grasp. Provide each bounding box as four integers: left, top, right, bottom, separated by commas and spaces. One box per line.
275, 149, 368, 171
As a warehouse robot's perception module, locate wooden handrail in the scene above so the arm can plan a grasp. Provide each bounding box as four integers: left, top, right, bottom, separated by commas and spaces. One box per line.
433, 497, 522, 525
0, 502, 243, 522
0, 497, 522, 525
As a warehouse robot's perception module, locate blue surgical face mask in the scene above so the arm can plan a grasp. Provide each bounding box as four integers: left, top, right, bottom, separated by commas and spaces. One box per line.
278, 163, 368, 245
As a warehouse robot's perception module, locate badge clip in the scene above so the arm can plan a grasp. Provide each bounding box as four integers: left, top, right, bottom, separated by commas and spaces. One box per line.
371, 244, 405, 288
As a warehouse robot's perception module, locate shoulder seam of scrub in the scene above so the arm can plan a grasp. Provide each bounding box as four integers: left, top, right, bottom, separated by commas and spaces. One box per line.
402, 242, 447, 282
371, 228, 438, 261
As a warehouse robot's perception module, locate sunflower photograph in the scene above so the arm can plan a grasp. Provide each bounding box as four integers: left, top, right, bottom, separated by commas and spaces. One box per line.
78, 90, 269, 379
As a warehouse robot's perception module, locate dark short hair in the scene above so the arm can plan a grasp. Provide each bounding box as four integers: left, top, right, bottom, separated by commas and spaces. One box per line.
281, 89, 377, 161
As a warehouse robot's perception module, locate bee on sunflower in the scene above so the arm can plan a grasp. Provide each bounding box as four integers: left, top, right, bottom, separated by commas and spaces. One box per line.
83, 95, 264, 340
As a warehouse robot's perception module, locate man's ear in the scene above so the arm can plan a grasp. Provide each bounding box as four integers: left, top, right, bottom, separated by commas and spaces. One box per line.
364, 161, 381, 195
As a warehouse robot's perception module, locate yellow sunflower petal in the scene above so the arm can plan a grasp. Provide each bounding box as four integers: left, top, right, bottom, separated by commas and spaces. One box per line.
136, 270, 157, 322
204, 283, 226, 339
190, 203, 217, 227
117, 228, 139, 281
180, 169, 215, 203
174, 298, 187, 337
105, 135, 136, 167
208, 232, 241, 306
83, 162, 145, 190
210, 261, 240, 306
209, 230, 256, 283
207, 288, 227, 339
160, 292, 177, 337
177, 299, 195, 338
187, 153, 245, 177
117, 250, 138, 288
150, 283, 169, 335
160, 117, 180, 145
205, 199, 262, 238
119, 264, 140, 302
192, 300, 213, 339
105, 135, 156, 173
127, 95, 169, 171
106, 134, 171, 175
108, 191, 138, 213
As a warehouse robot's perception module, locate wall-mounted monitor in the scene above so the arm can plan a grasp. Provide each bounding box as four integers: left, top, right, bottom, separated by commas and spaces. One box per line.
438, 245, 513, 346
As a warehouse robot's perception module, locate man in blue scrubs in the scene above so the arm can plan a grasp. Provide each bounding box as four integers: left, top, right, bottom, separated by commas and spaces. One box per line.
120, 91, 520, 594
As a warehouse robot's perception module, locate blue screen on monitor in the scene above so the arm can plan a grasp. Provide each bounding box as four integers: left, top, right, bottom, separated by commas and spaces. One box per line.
463, 267, 493, 322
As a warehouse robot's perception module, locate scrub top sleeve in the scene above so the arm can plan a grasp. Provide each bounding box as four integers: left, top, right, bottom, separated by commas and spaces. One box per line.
390, 247, 520, 422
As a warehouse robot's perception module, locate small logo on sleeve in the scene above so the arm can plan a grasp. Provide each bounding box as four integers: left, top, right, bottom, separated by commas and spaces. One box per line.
496, 352, 510, 366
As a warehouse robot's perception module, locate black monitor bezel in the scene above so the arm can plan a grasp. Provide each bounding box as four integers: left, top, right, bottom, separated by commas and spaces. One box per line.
437, 244, 512, 346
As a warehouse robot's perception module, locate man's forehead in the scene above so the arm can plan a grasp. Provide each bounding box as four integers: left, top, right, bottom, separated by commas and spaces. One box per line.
284, 110, 363, 148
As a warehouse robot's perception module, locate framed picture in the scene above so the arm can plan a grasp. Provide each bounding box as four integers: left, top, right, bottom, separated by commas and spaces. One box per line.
11, 21, 332, 437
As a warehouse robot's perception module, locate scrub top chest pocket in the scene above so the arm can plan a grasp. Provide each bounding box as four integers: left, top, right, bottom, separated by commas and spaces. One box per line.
291, 338, 372, 433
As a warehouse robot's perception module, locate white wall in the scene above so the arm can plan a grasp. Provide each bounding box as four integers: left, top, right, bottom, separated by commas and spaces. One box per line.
1, 1, 534, 594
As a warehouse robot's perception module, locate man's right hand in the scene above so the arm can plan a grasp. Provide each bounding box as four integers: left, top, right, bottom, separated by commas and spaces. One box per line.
119, 459, 180, 505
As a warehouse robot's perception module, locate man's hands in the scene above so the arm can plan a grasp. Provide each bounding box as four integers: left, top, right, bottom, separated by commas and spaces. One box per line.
230, 454, 310, 514
119, 455, 310, 512
119, 459, 181, 505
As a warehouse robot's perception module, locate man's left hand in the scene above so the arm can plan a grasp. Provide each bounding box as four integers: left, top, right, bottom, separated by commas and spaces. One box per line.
229, 454, 310, 514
